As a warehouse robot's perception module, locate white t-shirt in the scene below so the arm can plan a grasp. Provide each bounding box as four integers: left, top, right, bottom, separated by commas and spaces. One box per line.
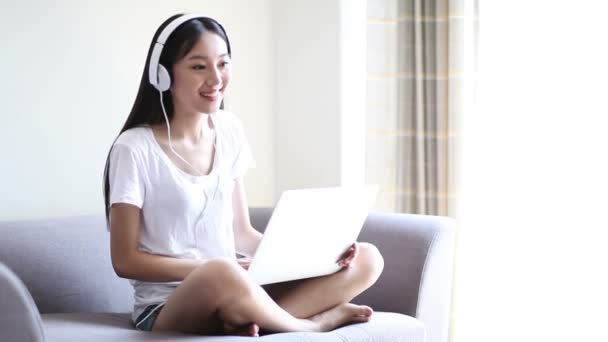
108, 110, 254, 322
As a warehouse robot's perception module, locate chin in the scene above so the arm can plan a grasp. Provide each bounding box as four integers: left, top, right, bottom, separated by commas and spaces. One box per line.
197, 105, 221, 114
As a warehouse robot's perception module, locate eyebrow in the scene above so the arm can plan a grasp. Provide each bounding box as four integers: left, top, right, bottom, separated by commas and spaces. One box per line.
187, 53, 229, 60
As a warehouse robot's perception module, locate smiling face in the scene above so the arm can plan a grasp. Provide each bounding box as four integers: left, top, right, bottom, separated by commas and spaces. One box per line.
170, 32, 231, 115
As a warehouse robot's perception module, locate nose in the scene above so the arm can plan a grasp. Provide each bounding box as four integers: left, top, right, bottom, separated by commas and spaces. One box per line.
206, 66, 222, 88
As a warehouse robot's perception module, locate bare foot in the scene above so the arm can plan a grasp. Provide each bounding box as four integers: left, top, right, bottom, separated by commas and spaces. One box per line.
222, 322, 260, 337
309, 303, 373, 332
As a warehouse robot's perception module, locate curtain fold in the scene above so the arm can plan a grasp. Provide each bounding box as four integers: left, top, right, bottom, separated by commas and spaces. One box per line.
366, 0, 464, 216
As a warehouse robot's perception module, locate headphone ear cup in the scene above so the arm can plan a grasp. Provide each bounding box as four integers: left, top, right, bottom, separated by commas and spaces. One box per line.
156, 64, 171, 91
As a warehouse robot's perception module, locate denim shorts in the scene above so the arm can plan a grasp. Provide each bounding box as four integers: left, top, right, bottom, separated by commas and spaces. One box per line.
134, 303, 165, 331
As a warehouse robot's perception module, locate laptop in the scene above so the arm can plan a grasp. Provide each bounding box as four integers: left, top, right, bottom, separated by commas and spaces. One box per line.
247, 185, 378, 285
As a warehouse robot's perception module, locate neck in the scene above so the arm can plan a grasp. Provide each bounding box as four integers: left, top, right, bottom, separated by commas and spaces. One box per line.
167, 112, 215, 144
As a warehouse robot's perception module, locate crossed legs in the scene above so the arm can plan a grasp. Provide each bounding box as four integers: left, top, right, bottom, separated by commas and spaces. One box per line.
263, 242, 384, 318
152, 242, 384, 335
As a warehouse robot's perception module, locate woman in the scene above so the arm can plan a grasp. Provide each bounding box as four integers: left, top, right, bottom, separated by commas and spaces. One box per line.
102, 13, 384, 336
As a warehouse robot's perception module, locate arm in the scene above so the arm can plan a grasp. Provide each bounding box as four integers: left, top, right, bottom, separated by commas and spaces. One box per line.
232, 177, 263, 258
110, 203, 204, 282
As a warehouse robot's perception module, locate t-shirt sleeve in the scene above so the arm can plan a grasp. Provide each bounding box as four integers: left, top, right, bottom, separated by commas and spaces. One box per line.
230, 116, 256, 179
108, 143, 145, 208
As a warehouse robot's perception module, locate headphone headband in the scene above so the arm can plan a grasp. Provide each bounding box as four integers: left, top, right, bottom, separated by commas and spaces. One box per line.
148, 13, 208, 91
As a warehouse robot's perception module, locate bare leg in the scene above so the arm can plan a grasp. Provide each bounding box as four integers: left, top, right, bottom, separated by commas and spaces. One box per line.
264, 242, 384, 319
151, 257, 372, 335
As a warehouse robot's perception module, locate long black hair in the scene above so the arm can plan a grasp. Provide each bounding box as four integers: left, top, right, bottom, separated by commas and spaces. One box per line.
102, 14, 232, 223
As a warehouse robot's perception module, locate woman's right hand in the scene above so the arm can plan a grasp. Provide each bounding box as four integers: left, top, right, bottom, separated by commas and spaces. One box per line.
237, 257, 252, 270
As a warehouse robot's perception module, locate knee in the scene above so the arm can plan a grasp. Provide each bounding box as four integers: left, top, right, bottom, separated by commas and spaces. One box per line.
183, 258, 258, 313
354, 243, 384, 286
192, 257, 250, 292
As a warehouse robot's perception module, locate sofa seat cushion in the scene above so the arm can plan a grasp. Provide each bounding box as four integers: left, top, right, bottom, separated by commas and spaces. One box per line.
42, 311, 425, 342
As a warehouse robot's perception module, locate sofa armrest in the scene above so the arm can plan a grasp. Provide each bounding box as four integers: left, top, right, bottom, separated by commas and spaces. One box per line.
358, 212, 455, 342
249, 208, 456, 342
0, 262, 45, 342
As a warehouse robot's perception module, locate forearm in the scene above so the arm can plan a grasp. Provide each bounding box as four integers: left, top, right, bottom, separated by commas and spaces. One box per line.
113, 251, 206, 282
236, 227, 263, 257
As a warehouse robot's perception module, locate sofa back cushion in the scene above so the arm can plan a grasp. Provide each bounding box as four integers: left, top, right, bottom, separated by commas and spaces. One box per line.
0, 215, 133, 314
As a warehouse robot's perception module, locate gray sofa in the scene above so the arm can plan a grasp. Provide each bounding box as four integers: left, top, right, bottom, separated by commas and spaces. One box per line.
0, 208, 455, 342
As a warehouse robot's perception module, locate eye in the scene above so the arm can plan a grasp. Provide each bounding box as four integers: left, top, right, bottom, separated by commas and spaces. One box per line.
192, 64, 206, 70
219, 61, 230, 68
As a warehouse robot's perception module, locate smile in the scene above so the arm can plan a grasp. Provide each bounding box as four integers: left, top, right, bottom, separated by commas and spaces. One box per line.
200, 91, 221, 101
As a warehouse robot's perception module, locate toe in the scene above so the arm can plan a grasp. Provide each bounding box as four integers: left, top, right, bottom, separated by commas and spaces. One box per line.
354, 305, 373, 317
353, 315, 371, 323
223, 322, 259, 336
248, 323, 260, 337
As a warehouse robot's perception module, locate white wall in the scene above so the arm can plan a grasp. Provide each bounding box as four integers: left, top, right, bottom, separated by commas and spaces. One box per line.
339, 0, 367, 187
273, 0, 367, 198
0, 0, 275, 220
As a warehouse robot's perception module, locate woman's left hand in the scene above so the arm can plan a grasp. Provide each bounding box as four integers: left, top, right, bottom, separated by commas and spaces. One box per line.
336, 242, 359, 269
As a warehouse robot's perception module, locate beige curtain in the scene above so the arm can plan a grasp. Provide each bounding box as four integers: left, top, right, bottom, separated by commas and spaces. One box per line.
366, 0, 464, 216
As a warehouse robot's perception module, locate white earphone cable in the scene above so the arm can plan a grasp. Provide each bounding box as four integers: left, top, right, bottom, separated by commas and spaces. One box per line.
159, 91, 204, 177
158, 90, 221, 243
